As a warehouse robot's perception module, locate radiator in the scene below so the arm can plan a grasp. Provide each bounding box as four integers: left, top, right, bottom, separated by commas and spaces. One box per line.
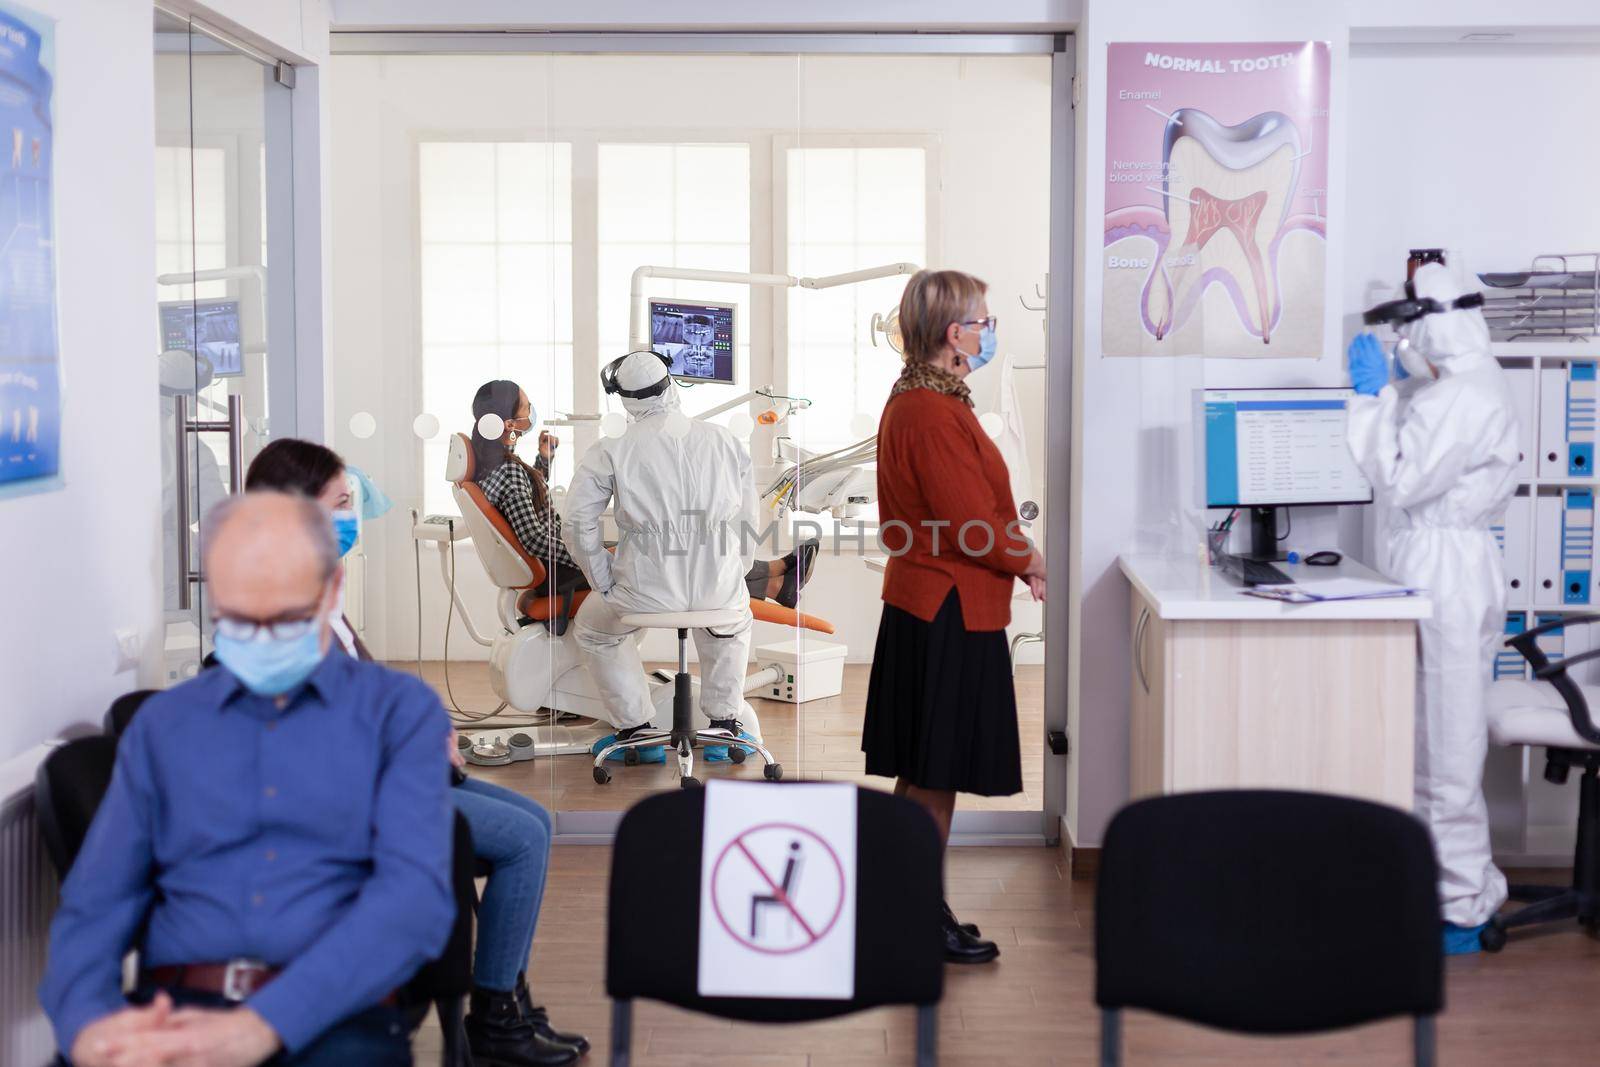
1, 746, 60, 1067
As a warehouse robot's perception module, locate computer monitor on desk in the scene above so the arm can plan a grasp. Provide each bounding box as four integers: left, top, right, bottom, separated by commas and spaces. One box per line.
1196, 387, 1372, 561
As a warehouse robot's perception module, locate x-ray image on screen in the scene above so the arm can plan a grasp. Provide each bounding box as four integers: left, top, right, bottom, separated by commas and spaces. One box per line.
649, 299, 735, 385
159, 299, 243, 378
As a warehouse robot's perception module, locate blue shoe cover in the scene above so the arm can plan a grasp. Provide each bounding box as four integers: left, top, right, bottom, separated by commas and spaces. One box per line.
703, 730, 758, 763
591, 733, 665, 764
1443, 921, 1487, 956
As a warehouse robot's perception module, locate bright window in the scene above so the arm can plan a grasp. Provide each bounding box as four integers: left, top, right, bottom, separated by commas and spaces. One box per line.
419, 142, 574, 515
785, 146, 927, 452
154, 144, 227, 303
597, 143, 750, 422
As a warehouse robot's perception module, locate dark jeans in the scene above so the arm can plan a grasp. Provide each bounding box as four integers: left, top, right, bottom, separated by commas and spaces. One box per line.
56, 986, 412, 1066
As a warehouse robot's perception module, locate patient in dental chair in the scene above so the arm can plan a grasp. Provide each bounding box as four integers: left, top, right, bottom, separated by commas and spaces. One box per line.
470, 378, 817, 605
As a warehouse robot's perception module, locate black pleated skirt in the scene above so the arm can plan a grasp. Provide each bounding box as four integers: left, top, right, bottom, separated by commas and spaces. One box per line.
861, 590, 1023, 796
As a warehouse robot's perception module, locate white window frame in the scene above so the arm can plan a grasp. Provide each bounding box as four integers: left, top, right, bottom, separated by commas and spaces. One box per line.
771, 132, 941, 440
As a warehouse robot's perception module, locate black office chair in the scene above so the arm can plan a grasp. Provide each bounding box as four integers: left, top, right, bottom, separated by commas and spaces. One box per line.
103, 689, 157, 738
35, 706, 476, 1067
606, 787, 944, 1067
1095, 790, 1443, 1067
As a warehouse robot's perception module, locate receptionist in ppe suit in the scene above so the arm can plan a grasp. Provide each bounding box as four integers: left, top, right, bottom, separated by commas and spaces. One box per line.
562, 350, 761, 749
1345, 262, 1520, 954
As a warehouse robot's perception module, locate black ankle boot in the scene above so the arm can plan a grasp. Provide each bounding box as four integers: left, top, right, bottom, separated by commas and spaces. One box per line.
514, 971, 590, 1054
942, 917, 1000, 964
942, 898, 981, 938
465, 987, 580, 1067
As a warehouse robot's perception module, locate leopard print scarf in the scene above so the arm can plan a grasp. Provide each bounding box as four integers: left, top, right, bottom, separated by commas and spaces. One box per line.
889, 357, 974, 408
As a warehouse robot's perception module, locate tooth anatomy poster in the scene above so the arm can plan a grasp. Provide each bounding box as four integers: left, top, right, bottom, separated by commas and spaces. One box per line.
1103, 42, 1330, 358
0, 3, 55, 495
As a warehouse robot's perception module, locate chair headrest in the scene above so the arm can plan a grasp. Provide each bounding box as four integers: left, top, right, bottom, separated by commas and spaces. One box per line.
445, 433, 474, 484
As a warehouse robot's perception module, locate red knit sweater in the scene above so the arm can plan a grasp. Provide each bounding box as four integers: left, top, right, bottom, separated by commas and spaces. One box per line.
875, 387, 1033, 632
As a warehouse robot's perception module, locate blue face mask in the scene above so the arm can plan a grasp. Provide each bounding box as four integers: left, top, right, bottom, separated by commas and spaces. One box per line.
213, 619, 327, 697
965, 323, 998, 372
332, 510, 360, 557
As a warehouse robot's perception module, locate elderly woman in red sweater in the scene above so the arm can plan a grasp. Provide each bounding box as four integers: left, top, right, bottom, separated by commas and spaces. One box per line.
862, 268, 1046, 966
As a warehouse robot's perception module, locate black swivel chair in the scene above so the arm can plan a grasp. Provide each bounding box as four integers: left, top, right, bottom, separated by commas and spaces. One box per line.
606, 787, 944, 1067
102, 689, 157, 739
35, 699, 477, 1067
1095, 791, 1443, 1067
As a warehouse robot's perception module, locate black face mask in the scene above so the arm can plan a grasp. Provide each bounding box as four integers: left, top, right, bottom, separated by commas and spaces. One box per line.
600, 350, 672, 399
1363, 280, 1484, 327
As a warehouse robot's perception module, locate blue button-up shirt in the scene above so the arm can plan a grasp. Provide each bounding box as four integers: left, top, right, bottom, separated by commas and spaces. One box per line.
40, 652, 455, 1055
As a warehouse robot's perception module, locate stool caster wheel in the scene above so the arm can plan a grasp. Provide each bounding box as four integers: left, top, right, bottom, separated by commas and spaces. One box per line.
623, 748, 640, 767
1480, 922, 1507, 953
681, 776, 701, 789
593, 767, 611, 785
729, 746, 747, 765
764, 764, 784, 781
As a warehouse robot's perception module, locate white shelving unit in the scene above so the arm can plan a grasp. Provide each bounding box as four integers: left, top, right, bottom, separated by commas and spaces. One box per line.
1490, 340, 1600, 865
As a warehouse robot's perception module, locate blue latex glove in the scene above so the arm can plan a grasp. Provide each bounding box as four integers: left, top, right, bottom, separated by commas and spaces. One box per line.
1347, 332, 1389, 397
1392, 344, 1411, 381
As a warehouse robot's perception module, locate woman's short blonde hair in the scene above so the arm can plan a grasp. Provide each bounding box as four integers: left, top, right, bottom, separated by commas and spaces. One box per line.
897, 269, 988, 363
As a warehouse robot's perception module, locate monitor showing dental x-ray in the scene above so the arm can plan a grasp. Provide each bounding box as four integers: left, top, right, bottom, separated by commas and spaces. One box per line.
649, 299, 735, 385
159, 299, 243, 378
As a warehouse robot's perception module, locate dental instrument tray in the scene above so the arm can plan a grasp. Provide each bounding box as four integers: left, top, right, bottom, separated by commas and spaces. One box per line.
1475, 253, 1599, 341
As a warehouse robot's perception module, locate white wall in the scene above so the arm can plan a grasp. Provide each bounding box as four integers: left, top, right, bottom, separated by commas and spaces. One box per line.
0, 0, 327, 767
327, 52, 1053, 666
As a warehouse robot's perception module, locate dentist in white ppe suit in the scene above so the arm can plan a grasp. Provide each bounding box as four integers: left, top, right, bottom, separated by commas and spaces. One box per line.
562, 350, 760, 741
1346, 262, 1520, 953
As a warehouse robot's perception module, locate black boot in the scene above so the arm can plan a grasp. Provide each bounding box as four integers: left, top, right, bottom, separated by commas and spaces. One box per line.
942, 898, 981, 938
515, 971, 590, 1055
465, 987, 580, 1067
943, 918, 1000, 964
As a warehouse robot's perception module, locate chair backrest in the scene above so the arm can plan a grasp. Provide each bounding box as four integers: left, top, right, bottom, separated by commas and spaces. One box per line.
34, 735, 118, 878
405, 810, 478, 1001
1095, 790, 1442, 1034
104, 690, 158, 739
446, 431, 546, 591
607, 787, 943, 1022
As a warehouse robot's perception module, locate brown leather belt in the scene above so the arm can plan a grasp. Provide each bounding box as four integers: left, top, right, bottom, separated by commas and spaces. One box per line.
142, 961, 398, 1007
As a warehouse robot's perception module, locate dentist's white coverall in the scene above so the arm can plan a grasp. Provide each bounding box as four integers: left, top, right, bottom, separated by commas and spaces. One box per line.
1346, 263, 1520, 927
562, 352, 759, 734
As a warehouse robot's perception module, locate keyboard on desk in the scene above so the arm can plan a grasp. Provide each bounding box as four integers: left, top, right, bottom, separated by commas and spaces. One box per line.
1216, 553, 1293, 586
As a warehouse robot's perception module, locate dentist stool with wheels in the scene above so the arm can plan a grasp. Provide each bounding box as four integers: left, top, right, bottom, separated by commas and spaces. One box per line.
591, 609, 783, 788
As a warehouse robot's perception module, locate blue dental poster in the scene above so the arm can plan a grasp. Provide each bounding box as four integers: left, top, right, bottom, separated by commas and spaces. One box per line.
0, 4, 56, 496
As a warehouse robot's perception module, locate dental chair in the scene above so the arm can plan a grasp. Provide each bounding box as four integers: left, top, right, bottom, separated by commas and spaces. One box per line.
443, 433, 836, 764
1482, 614, 1600, 951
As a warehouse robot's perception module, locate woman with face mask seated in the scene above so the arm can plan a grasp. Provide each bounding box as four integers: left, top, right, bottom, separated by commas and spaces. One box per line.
469, 378, 816, 608
245, 439, 588, 1067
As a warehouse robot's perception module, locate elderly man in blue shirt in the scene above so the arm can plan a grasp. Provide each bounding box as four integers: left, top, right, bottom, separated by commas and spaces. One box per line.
40, 491, 455, 1066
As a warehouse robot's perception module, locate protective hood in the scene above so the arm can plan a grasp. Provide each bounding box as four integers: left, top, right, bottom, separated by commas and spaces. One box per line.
1397, 262, 1491, 373
614, 350, 682, 420
158, 349, 215, 396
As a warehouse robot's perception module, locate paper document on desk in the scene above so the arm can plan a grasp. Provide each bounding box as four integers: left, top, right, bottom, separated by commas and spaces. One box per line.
1241, 577, 1420, 603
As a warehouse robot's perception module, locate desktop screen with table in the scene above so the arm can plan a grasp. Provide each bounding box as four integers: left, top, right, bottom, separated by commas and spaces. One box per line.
1198, 388, 1373, 508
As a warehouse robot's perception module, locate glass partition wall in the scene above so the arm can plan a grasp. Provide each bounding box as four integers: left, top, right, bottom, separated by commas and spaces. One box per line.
328, 43, 1061, 836
154, 9, 296, 684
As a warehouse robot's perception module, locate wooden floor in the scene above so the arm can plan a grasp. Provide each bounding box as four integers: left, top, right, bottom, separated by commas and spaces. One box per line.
403, 661, 1045, 813
413, 842, 1600, 1066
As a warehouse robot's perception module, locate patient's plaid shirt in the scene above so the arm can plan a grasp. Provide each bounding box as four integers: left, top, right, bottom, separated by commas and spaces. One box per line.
476, 453, 580, 572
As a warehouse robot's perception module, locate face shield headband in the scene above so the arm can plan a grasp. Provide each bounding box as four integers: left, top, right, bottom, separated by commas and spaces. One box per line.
600, 350, 673, 400
1362, 280, 1484, 328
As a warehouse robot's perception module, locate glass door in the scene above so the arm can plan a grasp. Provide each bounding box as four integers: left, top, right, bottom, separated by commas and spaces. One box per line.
154, 7, 296, 683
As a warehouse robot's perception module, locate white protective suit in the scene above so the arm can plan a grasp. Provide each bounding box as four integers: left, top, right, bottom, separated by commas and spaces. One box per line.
1346, 263, 1520, 927
562, 352, 759, 733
